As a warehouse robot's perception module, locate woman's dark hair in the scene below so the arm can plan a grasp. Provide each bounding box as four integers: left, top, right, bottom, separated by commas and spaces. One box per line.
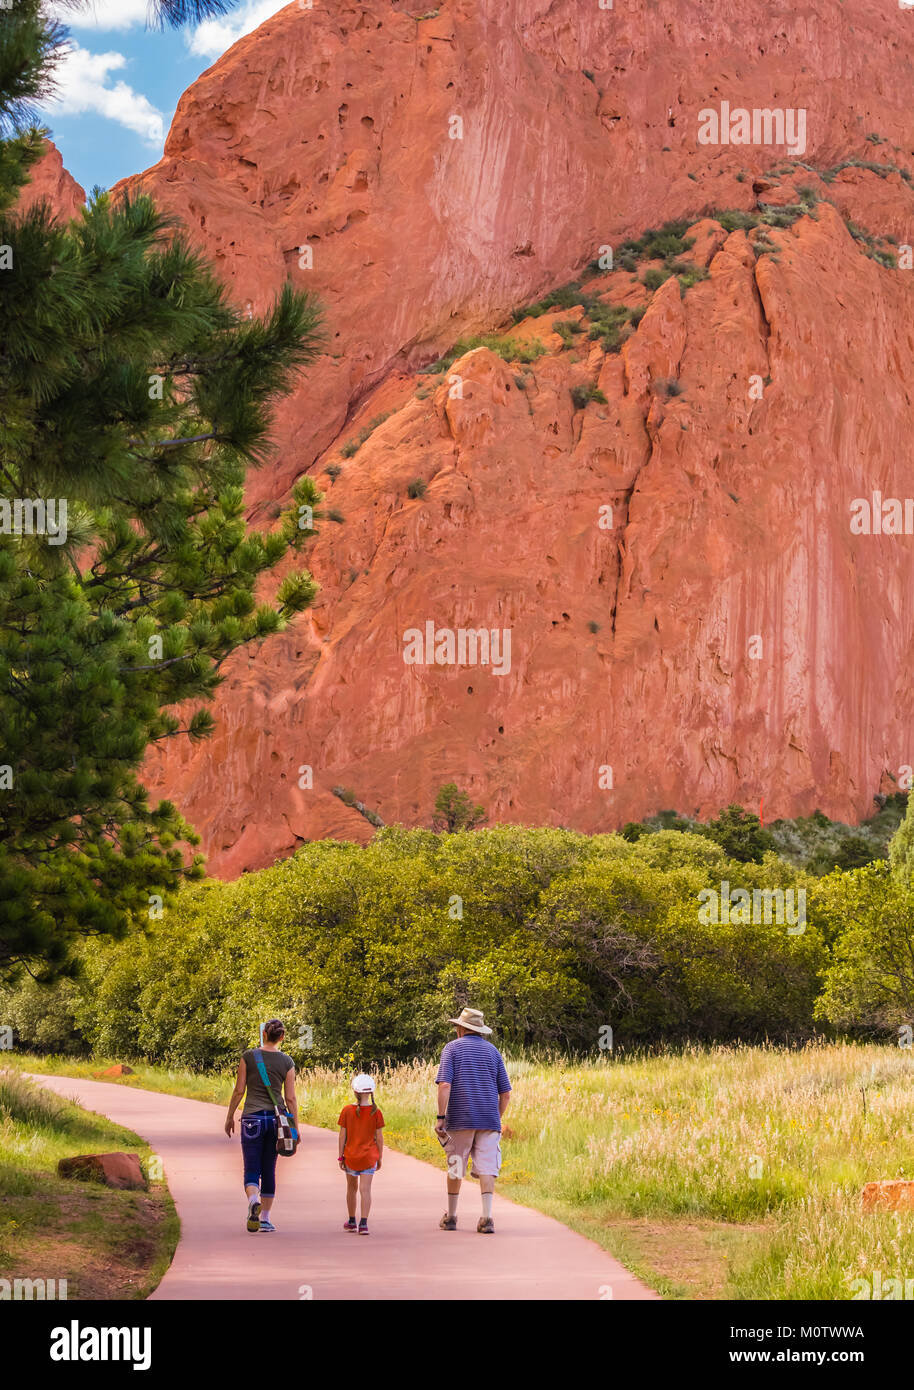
264, 1019, 285, 1043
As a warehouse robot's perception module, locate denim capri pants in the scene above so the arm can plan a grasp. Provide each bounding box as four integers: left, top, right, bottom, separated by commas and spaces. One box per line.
240, 1111, 278, 1197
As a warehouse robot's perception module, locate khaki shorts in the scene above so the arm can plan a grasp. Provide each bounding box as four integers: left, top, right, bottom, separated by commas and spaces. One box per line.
443, 1129, 502, 1178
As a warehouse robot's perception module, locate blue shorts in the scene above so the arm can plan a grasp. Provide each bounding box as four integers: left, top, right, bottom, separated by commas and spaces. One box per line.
344, 1164, 377, 1176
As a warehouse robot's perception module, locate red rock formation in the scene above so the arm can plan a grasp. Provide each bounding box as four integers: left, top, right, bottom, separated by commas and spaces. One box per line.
66, 1, 914, 868
57, 1152, 147, 1190
861, 1181, 914, 1212
116, 0, 914, 511
17, 141, 85, 220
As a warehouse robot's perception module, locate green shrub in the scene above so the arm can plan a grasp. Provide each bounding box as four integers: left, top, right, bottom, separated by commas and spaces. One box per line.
674, 263, 709, 290
813, 864, 914, 1032
406, 478, 427, 499
553, 319, 584, 346
0, 823, 835, 1063
427, 336, 546, 374
0, 976, 86, 1054
651, 377, 682, 399
513, 282, 584, 322
718, 209, 761, 233
617, 222, 694, 263
702, 805, 774, 863
570, 382, 608, 409
642, 267, 671, 291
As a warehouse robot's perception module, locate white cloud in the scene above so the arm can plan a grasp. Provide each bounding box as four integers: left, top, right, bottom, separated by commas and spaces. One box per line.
44, 44, 165, 145
47, 0, 290, 62
186, 0, 286, 61
46, 0, 153, 30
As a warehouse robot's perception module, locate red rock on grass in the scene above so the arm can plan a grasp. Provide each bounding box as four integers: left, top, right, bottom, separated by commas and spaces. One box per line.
58, 1152, 147, 1191
862, 1180, 914, 1212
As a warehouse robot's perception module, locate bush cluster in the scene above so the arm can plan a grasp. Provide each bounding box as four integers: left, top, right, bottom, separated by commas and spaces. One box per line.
0, 826, 833, 1068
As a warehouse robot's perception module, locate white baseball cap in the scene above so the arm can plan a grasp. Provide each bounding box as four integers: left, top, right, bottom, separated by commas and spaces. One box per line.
351, 1073, 375, 1093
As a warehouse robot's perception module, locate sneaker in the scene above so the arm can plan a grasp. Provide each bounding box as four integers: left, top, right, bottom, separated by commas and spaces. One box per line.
343, 1218, 357, 1232
358, 1220, 369, 1235
477, 1216, 495, 1234
439, 1212, 457, 1230
259, 1218, 276, 1233
246, 1200, 262, 1232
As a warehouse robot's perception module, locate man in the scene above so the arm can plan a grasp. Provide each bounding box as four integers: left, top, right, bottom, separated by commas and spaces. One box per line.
434, 1007, 512, 1234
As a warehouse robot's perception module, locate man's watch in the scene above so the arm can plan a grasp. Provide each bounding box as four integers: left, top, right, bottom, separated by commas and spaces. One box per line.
436, 1114, 447, 1120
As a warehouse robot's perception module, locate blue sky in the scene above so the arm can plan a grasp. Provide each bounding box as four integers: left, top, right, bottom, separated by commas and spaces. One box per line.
41, 1, 289, 193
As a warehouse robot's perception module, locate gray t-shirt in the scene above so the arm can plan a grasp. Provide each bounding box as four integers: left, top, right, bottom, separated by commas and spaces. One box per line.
242, 1048, 294, 1114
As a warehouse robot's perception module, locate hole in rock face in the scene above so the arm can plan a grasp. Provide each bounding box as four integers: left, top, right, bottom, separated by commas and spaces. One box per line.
361, 115, 375, 130
467, 686, 474, 694
498, 725, 504, 734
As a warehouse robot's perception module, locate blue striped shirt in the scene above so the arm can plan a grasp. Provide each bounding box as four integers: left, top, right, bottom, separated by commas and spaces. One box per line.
435, 1035, 511, 1131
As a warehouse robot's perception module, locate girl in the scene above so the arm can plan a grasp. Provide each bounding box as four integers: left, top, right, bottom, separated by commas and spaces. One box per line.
225, 1019, 300, 1233
338, 1072, 384, 1234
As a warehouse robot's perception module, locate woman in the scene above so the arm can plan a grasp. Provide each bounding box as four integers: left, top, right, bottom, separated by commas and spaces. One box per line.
225, 1018, 300, 1233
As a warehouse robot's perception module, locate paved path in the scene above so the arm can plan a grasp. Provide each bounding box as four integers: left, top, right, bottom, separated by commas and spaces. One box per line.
32, 1074, 659, 1302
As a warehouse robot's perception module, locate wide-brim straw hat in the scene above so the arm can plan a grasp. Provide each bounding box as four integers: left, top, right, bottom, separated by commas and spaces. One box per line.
448, 1007, 492, 1035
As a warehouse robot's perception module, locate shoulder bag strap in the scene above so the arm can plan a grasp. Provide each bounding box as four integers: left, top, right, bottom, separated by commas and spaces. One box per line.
253, 1049, 285, 1113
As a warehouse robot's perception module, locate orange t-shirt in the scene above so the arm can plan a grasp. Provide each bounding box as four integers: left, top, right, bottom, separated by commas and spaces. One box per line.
338, 1103, 384, 1169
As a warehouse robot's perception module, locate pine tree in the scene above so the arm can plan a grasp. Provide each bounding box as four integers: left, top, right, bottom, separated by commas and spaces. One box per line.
0, 0, 326, 979
432, 784, 487, 833
702, 804, 775, 864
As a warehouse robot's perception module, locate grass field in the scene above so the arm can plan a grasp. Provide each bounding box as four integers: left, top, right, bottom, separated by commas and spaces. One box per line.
11, 1042, 914, 1299
0, 1069, 178, 1299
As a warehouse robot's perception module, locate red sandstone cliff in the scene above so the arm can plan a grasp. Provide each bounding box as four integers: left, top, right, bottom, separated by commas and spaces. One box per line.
50, 2, 914, 868
17, 141, 85, 221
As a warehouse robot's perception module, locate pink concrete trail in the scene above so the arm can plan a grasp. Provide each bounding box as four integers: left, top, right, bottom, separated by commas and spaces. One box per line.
32, 1075, 659, 1302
